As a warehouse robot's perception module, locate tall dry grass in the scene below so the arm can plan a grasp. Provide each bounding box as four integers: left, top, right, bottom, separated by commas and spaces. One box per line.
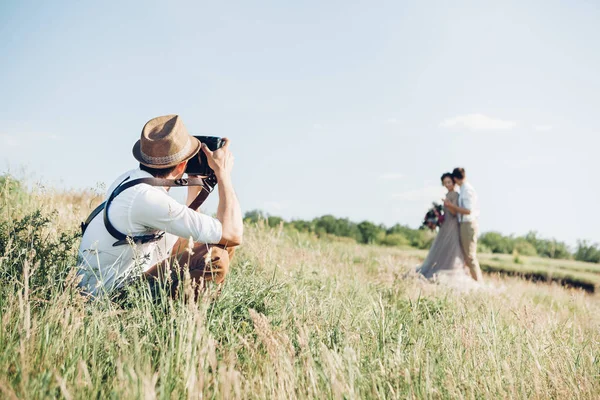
0, 178, 599, 399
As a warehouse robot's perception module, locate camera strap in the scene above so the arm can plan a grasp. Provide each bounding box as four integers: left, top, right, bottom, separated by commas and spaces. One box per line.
81, 176, 216, 247
188, 174, 218, 210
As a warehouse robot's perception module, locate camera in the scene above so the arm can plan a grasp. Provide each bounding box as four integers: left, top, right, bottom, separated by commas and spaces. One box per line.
185, 136, 224, 176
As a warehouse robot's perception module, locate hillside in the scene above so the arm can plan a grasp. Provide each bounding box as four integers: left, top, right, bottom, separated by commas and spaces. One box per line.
1, 182, 599, 398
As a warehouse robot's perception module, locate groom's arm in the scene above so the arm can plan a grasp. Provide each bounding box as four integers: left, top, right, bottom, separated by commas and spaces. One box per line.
445, 202, 471, 215
445, 188, 473, 215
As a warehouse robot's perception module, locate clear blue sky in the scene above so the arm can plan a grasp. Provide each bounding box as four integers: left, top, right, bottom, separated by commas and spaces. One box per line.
1, 0, 598, 247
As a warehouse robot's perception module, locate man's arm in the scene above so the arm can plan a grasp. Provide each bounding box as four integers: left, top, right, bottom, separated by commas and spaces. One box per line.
444, 201, 471, 215
444, 193, 458, 216
202, 139, 243, 246
131, 191, 223, 245
445, 188, 472, 215
215, 174, 242, 246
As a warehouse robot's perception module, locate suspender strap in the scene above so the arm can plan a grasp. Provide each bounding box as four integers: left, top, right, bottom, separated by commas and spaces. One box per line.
81, 201, 106, 235
80, 175, 215, 247
104, 177, 210, 247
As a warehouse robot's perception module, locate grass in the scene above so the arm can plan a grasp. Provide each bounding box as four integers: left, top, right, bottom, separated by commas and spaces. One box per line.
478, 255, 600, 293
406, 249, 600, 293
1, 181, 600, 398
481, 253, 600, 275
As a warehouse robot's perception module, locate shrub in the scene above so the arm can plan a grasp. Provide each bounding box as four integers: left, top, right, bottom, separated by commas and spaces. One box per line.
379, 233, 410, 247
0, 173, 28, 205
387, 224, 434, 249
477, 242, 492, 254
513, 239, 537, 257
0, 209, 80, 289
513, 249, 522, 264
479, 232, 514, 254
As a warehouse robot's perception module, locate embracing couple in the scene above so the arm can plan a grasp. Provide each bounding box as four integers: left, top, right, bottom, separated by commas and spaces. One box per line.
418, 168, 483, 285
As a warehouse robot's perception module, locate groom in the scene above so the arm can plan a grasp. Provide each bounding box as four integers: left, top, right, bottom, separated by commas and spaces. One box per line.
444, 168, 484, 282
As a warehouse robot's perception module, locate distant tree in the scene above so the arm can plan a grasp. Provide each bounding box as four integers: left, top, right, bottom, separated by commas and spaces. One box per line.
524, 231, 542, 253
312, 215, 360, 240
243, 210, 576, 259
330, 217, 360, 239
244, 210, 284, 227
266, 216, 284, 228
479, 232, 514, 254
244, 209, 266, 223
289, 219, 313, 232
513, 239, 537, 257
357, 221, 383, 244
550, 240, 571, 259
575, 240, 600, 263
538, 239, 571, 259
474, 230, 571, 259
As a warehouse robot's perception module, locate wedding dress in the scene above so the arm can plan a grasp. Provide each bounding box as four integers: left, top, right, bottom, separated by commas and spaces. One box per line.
417, 191, 478, 288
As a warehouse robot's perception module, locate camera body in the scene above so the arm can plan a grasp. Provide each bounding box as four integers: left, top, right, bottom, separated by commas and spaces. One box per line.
185, 136, 224, 176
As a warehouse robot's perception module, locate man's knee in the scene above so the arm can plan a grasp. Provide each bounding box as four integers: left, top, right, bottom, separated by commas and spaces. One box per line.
189, 245, 232, 284
208, 246, 231, 283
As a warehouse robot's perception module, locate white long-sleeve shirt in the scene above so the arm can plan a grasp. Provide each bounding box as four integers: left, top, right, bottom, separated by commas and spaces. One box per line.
459, 181, 480, 223
77, 168, 222, 296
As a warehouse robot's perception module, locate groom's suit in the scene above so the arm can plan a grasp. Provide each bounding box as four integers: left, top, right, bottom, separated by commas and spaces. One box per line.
459, 181, 483, 281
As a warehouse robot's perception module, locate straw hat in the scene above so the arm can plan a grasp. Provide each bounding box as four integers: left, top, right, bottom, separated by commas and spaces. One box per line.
132, 115, 201, 168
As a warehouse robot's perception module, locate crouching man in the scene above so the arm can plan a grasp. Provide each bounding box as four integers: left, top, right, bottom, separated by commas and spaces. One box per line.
77, 115, 243, 299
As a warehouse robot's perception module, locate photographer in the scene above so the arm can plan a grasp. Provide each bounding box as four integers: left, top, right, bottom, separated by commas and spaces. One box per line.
77, 115, 243, 298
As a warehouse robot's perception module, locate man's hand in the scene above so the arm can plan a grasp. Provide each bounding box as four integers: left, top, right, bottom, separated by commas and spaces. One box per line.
202, 138, 234, 180
445, 199, 470, 216
202, 138, 243, 246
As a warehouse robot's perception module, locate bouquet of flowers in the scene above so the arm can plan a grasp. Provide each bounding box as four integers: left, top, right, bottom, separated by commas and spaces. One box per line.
421, 202, 445, 231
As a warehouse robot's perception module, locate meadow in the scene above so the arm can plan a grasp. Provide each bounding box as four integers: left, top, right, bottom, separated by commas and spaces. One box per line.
1, 179, 599, 399
404, 249, 600, 294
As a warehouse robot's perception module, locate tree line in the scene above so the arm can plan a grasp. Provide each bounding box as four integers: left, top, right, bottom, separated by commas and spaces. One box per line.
244, 210, 600, 263
3, 174, 597, 264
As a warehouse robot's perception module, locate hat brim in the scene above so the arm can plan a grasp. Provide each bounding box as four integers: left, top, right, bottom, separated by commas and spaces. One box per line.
132, 137, 201, 169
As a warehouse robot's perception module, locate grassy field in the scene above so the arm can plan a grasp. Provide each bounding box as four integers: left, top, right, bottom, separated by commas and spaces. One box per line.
478, 254, 600, 293
1, 182, 600, 398
404, 249, 600, 293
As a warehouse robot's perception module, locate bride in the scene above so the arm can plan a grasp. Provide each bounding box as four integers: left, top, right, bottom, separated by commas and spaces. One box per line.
417, 173, 476, 285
